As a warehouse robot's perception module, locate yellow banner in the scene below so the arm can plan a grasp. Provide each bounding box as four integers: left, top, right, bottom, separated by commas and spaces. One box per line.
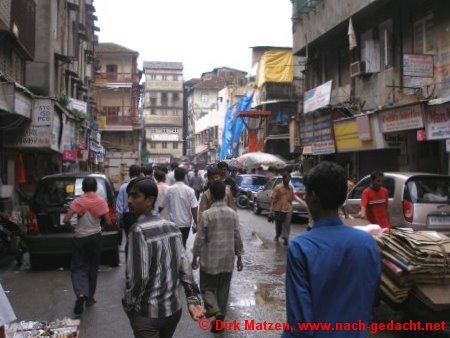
257, 51, 293, 87
333, 119, 375, 152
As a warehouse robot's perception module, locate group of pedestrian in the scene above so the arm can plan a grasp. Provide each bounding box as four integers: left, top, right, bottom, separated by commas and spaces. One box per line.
56, 157, 392, 337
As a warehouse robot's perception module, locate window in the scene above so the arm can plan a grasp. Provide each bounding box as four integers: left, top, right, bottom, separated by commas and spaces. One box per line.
162, 127, 167, 133
150, 142, 156, 149
161, 109, 168, 115
103, 106, 120, 116
161, 93, 168, 106
162, 75, 167, 80
150, 74, 156, 80
173, 93, 179, 101
172, 127, 178, 133
172, 109, 178, 116
150, 108, 156, 115
201, 92, 208, 103
162, 142, 167, 149
106, 64, 118, 81
414, 13, 434, 54
360, 29, 380, 73
150, 127, 156, 133
150, 98, 157, 106
173, 75, 178, 81
173, 142, 178, 149
379, 19, 393, 69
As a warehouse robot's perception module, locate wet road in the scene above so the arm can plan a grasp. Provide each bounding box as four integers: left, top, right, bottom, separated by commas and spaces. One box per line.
0, 209, 410, 337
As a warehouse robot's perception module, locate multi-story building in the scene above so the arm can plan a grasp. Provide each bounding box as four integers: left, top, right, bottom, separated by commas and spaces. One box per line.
95, 42, 142, 190
1, 0, 97, 206
186, 67, 247, 165
291, 0, 450, 176
143, 61, 184, 164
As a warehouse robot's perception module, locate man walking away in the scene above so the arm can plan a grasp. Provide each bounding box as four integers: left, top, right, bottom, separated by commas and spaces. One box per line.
124, 178, 204, 338
270, 171, 294, 245
192, 181, 243, 333
358, 170, 391, 228
190, 169, 204, 200
116, 164, 141, 236
283, 162, 381, 337
159, 168, 198, 247
63, 177, 112, 315
154, 169, 169, 219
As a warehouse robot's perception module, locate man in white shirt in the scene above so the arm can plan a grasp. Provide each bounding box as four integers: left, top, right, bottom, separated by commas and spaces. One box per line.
0, 283, 16, 338
159, 167, 198, 247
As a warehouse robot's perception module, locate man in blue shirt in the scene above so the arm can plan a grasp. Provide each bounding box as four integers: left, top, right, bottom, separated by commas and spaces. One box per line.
284, 161, 381, 337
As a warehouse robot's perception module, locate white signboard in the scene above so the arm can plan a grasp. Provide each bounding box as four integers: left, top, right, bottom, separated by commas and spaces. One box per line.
426, 103, 450, 140
379, 104, 424, 133
151, 134, 179, 141
149, 155, 171, 164
403, 54, 434, 78
312, 140, 335, 155
68, 97, 88, 115
33, 99, 53, 126
303, 80, 332, 114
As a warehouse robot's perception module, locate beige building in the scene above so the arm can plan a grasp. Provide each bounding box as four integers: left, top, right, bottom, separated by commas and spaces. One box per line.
95, 43, 142, 189
143, 61, 184, 164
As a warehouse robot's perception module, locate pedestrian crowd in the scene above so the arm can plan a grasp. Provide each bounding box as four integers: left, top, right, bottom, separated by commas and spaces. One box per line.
0, 160, 391, 338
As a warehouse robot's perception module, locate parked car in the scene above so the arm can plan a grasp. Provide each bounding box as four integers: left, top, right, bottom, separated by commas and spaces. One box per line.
27, 173, 121, 270
235, 174, 267, 209
252, 175, 308, 217
345, 172, 450, 233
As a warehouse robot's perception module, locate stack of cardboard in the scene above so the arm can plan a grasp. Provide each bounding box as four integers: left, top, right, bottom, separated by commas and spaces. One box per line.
375, 229, 450, 305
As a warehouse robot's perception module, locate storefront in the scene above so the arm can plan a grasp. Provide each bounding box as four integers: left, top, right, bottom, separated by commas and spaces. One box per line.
424, 102, 450, 174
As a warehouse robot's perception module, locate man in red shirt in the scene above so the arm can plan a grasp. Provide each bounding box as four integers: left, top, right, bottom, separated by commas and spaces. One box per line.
359, 171, 391, 228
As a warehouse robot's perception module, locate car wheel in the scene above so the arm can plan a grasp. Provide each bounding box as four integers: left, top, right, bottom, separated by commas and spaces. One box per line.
236, 194, 249, 209
253, 199, 262, 215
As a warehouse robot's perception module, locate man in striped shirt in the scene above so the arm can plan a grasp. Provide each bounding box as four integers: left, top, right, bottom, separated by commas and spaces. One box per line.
123, 178, 204, 338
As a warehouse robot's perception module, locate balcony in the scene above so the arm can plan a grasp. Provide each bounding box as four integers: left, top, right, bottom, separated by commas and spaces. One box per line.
95, 72, 139, 84
99, 116, 143, 131
260, 83, 297, 101
0, 0, 35, 60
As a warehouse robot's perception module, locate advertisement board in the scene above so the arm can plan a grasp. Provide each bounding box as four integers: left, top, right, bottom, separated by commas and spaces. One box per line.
303, 80, 332, 114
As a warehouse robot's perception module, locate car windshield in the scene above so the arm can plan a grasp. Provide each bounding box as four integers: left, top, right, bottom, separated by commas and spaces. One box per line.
35, 177, 108, 208
239, 176, 267, 186
406, 177, 450, 204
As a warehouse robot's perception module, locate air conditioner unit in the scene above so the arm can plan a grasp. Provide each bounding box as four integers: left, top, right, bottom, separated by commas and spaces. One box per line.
350, 61, 366, 77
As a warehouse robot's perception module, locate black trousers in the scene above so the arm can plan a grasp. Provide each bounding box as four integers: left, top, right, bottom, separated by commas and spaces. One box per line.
71, 233, 102, 299
179, 227, 190, 248
127, 309, 182, 338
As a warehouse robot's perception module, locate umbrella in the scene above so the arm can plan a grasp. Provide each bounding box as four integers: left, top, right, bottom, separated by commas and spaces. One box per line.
236, 152, 286, 170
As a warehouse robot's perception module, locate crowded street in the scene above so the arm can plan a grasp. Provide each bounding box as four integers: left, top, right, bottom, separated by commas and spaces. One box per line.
0, 209, 407, 338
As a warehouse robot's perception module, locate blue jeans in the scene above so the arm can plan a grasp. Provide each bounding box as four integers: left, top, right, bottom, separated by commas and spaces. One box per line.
71, 232, 102, 298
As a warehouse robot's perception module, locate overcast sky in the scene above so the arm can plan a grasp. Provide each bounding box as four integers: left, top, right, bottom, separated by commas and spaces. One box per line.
94, 0, 293, 80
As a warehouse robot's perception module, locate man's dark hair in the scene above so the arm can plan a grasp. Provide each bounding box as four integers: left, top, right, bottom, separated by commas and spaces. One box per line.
210, 181, 226, 200
303, 161, 347, 210
370, 170, 384, 180
174, 167, 186, 181
126, 177, 158, 202
129, 164, 141, 178
82, 177, 97, 192
155, 166, 168, 174
142, 165, 153, 176
170, 162, 179, 170
154, 169, 166, 183
282, 171, 291, 179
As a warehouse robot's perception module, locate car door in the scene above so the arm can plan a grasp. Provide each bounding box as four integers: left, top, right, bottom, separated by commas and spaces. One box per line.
258, 179, 276, 210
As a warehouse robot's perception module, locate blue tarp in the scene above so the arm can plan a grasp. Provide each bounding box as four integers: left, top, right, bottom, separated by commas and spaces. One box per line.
219, 93, 254, 160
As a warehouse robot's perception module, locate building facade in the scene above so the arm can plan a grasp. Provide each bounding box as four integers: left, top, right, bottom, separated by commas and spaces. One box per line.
292, 0, 450, 177
143, 61, 184, 164
185, 67, 247, 165
0, 0, 97, 214
95, 42, 142, 190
